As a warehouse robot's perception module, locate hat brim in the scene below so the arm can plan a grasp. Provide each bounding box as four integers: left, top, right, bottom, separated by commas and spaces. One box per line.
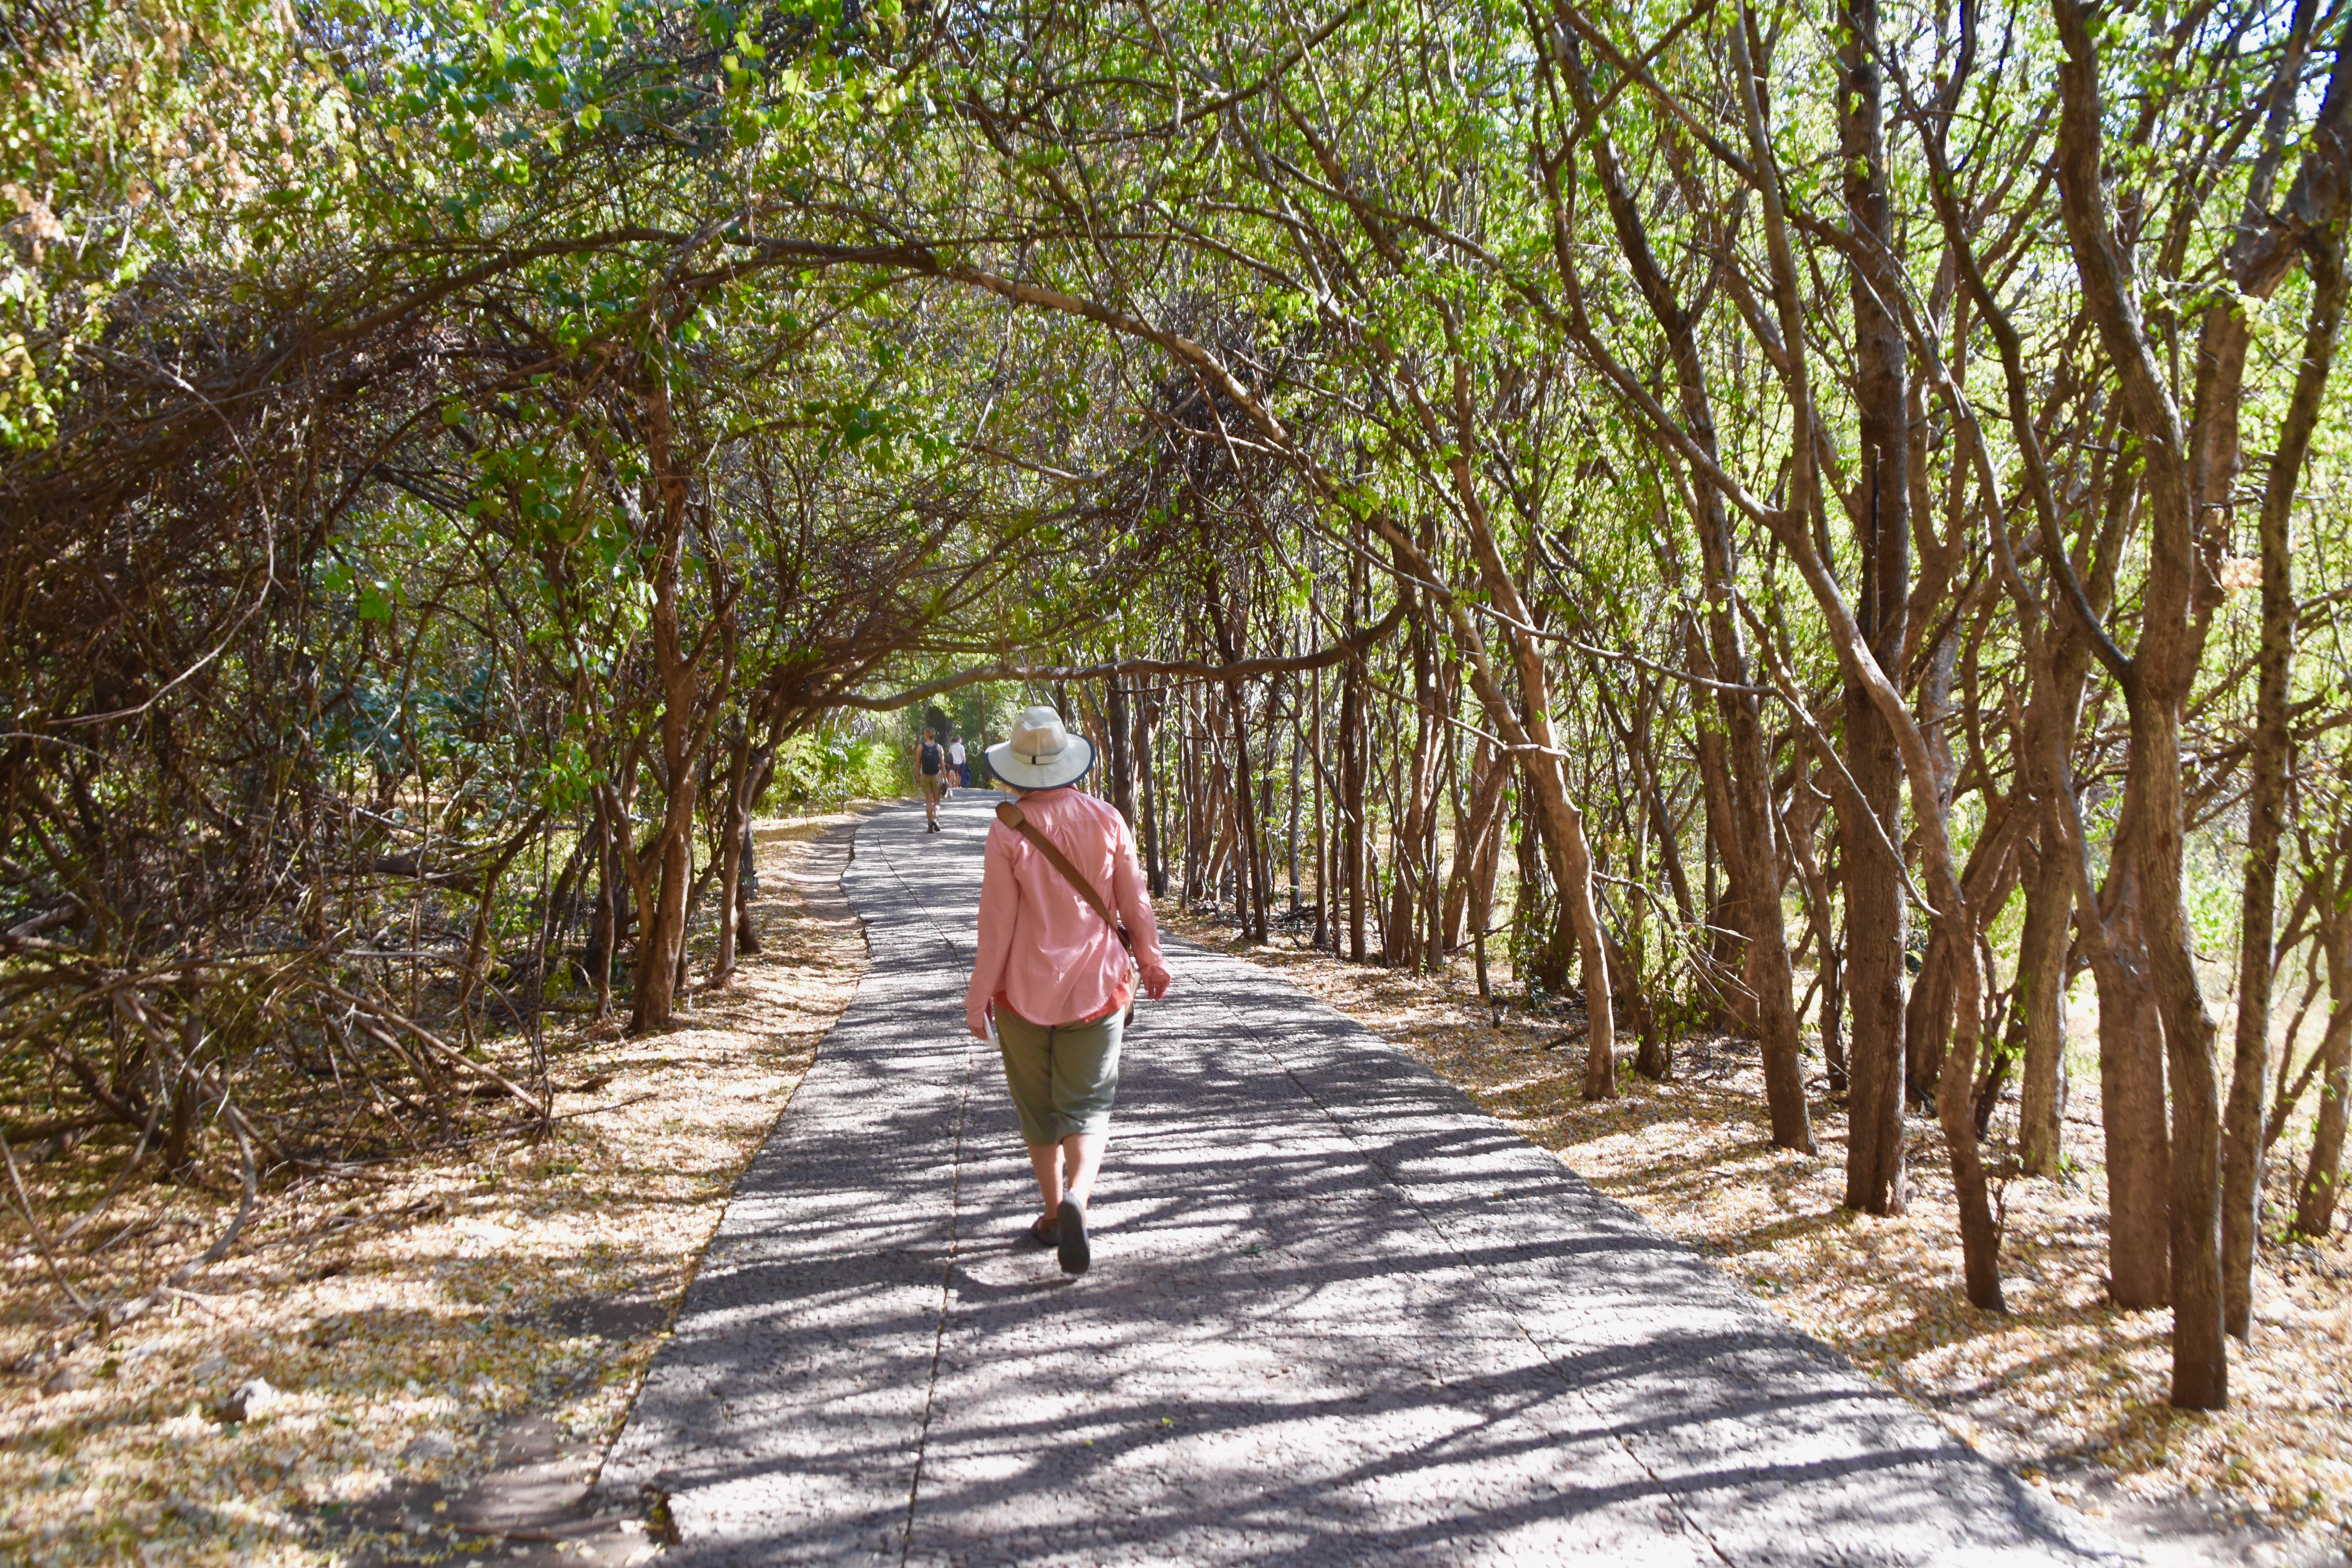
985, 735, 1095, 790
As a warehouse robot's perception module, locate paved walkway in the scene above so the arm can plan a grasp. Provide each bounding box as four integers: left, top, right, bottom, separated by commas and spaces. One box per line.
605, 797, 2131, 1566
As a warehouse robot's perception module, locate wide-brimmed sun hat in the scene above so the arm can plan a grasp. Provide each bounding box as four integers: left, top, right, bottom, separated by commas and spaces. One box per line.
987, 705, 1094, 790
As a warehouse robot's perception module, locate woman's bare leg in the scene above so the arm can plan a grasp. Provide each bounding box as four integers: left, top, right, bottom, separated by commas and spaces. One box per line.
1027, 1142, 1065, 1220
1061, 1131, 1106, 1209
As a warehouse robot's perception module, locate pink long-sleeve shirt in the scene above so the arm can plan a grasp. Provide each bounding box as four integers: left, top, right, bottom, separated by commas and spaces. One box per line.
965, 788, 1169, 1032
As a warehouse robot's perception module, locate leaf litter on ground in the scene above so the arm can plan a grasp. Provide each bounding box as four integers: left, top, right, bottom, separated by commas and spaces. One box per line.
0, 813, 869, 1567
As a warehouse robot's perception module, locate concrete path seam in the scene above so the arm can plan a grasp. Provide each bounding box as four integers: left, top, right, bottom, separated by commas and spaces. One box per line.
874, 826, 981, 1568
900, 1024, 973, 1568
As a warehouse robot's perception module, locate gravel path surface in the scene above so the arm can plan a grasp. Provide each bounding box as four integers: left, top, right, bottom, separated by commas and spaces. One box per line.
604, 797, 2134, 1566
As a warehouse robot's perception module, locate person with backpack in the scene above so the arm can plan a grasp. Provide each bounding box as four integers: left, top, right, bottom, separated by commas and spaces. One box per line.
915, 728, 947, 832
964, 706, 1171, 1274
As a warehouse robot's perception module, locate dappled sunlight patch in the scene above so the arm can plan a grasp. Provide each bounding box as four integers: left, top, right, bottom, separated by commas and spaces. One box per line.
0, 813, 869, 1566
1164, 907, 2352, 1556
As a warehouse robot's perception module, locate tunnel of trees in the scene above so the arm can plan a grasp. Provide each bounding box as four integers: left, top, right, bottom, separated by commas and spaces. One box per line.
5, 0, 2351, 1415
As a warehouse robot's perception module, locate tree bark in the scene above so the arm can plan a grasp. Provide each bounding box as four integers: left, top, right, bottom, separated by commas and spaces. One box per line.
1285, 673, 1304, 915
585, 790, 623, 1021
2295, 881, 2352, 1236
1786, 774, 1846, 1094
1444, 740, 1511, 950
2016, 824, 2075, 1177
1341, 564, 1369, 961
737, 747, 773, 955
711, 726, 753, 987
1691, 713, 1755, 1035
1107, 679, 1136, 829
1310, 657, 1328, 947
2053, 0, 2229, 1405
1904, 631, 1963, 1107
629, 378, 709, 1033
1836, 0, 1913, 1213
2224, 232, 2347, 1335
1387, 597, 1437, 971
1138, 690, 1167, 896
1181, 687, 1205, 906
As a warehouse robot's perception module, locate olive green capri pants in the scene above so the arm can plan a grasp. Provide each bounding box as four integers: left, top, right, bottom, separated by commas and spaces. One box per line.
995, 1008, 1124, 1146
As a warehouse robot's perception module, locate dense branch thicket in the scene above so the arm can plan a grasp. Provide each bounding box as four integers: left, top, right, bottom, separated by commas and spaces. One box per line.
5, 0, 2350, 1410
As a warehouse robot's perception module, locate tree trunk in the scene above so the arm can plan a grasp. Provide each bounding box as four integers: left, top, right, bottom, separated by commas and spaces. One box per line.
1836, 0, 1913, 1216
1785, 768, 1845, 1094
1180, 688, 1204, 906
1421, 662, 1449, 976
1692, 716, 1755, 1035
1909, 794, 2024, 1113
1258, 678, 1281, 934
1905, 931, 1957, 1111
1567, 808, 1617, 1101
1387, 599, 1436, 971
630, 779, 696, 1028
2016, 825, 2075, 1176
711, 727, 753, 986
2052, 0, 2249, 1405
1905, 627, 1962, 1105
2094, 846, 2175, 1309
1310, 659, 1329, 947
1471, 796, 1502, 996
1444, 740, 1510, 949
2142, 691, 2228, 1408
2224, 233, 2347, 1335
629, 393, 704, 1033
1138, 690, 1166, 896
1341, 630, 1368, 963
586, 795, 621, 1021
1839, 704, 1909, 1216
1689, 606, 1807, 1143
1285, 674, 1304, 915
1107, 680, 1136, 829
2294, 886, 2352, 1236
1729, 719, 1810, 1147
1228, 691, 1263, 940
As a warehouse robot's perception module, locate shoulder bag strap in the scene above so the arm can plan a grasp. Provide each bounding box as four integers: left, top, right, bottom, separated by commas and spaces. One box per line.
995, 800, 1133, 954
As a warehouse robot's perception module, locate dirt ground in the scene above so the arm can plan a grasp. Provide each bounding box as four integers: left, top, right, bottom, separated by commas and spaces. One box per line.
0, 813, 870, 1568
1159, 905, 2352, 1568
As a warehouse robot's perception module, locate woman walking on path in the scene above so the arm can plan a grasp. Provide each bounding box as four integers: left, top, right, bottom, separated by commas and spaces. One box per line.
915, 728, 947, 831
965, 706, 1172, 1274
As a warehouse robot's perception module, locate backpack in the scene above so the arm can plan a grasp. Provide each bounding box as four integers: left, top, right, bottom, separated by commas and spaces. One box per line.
919, 741, 942, 775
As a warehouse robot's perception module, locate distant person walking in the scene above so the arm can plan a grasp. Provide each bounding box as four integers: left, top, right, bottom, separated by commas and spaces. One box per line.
915, 728, 947, 832
965, 706, 1171, 1274
948, 733, 969, 789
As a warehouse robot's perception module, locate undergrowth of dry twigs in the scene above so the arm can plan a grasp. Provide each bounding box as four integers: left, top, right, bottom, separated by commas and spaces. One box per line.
1163, 906, 2352, 1560
0, 813, 868, 1567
